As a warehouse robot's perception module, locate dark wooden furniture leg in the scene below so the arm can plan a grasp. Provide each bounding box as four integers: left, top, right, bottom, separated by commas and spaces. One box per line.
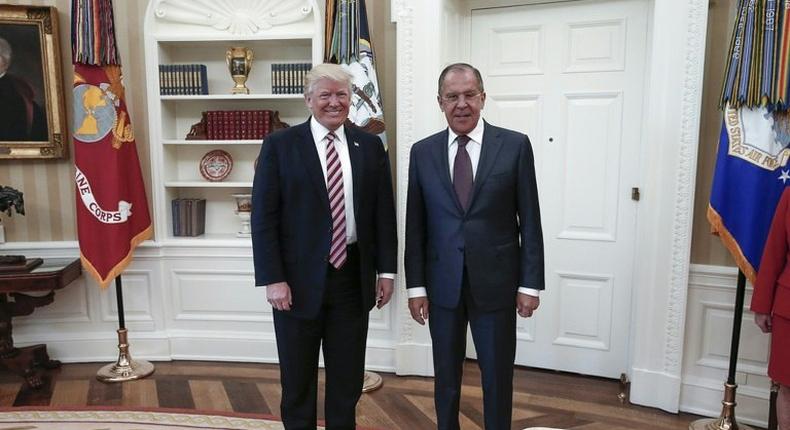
0, 292, 62, 388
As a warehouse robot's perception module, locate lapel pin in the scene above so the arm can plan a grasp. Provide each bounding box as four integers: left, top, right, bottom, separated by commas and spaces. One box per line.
354, 141, 359, 147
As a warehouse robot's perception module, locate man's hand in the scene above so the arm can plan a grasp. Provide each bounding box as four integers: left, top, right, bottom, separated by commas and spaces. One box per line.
267, 282, 292, 311
376, 278, 394, 308
755, 312, 772, 333
408, 297, 429, 325
517, 293, 539, 318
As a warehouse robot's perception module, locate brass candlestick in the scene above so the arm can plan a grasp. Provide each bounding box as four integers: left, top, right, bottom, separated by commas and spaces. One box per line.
689, 383, 754, 430
96, 328, 154, 383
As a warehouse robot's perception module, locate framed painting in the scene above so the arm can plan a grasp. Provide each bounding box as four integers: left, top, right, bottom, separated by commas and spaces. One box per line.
0, 5, 68, 159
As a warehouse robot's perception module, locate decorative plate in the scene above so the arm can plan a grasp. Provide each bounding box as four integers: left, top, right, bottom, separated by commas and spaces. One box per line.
199, 149, 233, 182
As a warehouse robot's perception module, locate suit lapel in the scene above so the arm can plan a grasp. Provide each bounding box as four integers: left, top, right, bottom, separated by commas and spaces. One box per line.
429, 129, 464, 214
468, 122, 503, 210
345, 126, 363, 217
295, 120, 330, 214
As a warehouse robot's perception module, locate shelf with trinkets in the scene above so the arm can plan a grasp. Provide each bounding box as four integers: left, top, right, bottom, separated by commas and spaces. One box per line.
155, 38, 313, 98
158, 99, 301, 141
144, 1, 322, 243
160, 94, 304, 101
162, 139, 263, 146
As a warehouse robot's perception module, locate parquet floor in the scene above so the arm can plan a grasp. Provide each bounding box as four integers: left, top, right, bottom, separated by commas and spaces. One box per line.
0, 360, 710, 429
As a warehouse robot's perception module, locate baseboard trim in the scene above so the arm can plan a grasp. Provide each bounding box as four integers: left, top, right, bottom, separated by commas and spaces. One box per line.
17, 331, 397, 371
630, 367, 681, 412
680, 376, 770, 428
394, 342, 434, 377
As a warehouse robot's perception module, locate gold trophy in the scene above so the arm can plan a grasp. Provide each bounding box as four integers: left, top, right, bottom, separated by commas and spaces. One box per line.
226, 46, 253, 94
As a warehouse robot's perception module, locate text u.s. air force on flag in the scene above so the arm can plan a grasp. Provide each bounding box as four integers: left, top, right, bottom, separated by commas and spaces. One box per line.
708, 104, 790, 282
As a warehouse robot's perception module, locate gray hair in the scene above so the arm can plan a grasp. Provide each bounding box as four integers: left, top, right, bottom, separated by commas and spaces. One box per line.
0, 37, 11, 65
438, 63, 484, 95
304, 63, 352, 95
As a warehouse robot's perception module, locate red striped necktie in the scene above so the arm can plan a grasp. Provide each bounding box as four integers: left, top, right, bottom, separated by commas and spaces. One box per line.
326, 131, 347, 269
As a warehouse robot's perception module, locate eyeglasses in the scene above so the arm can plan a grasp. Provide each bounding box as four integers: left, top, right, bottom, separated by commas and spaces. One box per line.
440, 91, 483, 105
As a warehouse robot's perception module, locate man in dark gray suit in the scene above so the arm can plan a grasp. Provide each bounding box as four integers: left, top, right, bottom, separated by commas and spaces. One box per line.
405, 63, 544, 430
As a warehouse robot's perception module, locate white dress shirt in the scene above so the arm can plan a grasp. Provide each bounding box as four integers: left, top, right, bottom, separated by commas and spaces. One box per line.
259, 118, 393, 288
311, 118, 357, 244
408, 118, 538, 299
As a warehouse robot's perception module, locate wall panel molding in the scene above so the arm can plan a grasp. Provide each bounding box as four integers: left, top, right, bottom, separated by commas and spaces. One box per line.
682, 264, 770, 428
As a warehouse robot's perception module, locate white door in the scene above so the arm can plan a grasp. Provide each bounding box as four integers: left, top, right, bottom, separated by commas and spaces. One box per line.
468, 0, 648, 378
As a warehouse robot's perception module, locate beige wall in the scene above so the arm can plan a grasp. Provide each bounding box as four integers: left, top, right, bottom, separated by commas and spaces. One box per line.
689, 0, 736, 266
0, 0, 736, 268
365, 0, 397, 170
0, 0, 149, 242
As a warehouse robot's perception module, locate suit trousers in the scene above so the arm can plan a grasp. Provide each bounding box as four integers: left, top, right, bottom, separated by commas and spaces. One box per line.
273, 245, 368, 430
429, 268, 517, 430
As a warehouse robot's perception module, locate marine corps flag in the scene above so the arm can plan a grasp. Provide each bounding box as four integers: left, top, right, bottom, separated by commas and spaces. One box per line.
71, 0, 152, 288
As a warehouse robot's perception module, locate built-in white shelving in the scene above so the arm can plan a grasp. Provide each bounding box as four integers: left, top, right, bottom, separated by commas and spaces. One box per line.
144, 0, 322, 241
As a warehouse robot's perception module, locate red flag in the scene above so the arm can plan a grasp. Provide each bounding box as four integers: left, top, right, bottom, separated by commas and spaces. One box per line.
72, 0, 151, 288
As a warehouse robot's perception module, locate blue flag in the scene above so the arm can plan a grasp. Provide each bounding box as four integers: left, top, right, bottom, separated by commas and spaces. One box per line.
708, 105, 790, 282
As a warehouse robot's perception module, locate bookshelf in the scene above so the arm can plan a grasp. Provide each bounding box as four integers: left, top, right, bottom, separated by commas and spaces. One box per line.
144, 1, 322, 244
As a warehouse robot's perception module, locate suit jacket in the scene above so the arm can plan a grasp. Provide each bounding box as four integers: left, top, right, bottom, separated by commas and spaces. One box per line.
405, 121, 544, 311
251, 119, 397, 319
0, 74, 47, 141
752, 187, 790, 319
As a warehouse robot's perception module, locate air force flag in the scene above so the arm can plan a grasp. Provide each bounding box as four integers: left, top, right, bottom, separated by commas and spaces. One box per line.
708, 105, 790, 282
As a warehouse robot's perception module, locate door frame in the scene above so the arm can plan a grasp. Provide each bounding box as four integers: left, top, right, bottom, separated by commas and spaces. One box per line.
391, 0, 707, 413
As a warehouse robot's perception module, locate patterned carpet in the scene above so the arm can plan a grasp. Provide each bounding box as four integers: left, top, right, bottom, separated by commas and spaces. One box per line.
0, 407, 295, 430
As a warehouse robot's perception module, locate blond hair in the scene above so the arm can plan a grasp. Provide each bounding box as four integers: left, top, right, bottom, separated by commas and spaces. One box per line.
304, 63, 352, 95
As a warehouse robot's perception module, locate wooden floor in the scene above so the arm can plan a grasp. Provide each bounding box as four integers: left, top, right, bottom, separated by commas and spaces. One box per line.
0, 360, 708, 429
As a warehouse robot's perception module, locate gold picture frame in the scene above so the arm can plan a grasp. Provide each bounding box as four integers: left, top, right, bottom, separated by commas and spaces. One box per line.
0, 5, 68, 159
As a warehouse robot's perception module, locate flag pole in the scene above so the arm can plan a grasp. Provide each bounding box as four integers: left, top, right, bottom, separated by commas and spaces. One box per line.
689, 270, 753, 430
325, 0, 387, 394
96, 275, 154, 382
70, 0, 154, 384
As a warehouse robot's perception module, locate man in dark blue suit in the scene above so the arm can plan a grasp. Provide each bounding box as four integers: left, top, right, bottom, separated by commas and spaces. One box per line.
252, 63, 397, 430
405, 63, 544, 430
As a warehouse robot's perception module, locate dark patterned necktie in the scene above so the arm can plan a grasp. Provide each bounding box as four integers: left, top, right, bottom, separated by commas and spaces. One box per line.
326, 132, 346, 269
453, 135, 473, 211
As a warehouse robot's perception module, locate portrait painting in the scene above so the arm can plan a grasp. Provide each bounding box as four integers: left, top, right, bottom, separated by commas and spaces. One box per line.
0, 5, 68, 159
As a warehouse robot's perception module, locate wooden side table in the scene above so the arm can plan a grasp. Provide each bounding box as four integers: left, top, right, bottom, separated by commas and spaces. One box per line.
0, 258, 82, 388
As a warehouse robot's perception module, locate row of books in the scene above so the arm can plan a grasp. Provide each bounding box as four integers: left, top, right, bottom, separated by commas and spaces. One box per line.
272, 63, 312, 95
172, 198, 206, 237
159, 64, 209, 95
186, 110, 288, 141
